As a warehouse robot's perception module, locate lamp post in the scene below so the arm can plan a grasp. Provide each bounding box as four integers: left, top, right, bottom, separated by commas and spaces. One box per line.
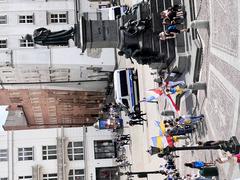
155, 136, 240, 158
117, 170, 167, 178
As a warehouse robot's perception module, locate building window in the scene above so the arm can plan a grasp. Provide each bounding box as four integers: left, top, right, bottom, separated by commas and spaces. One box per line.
0, 178, 8, 180
18, 176, 32, 180
19, 15, 34, 24
0, 149, 7, 161
67, 141, 84, 161
0, 15, 7, 24
20, 39, 34, 47
0, 39, 7, 48
94, 140, 116, 159
49, 12, 68, 23
96, 167, 119, 180
68, 169, 84, 180
43, 173, 57, 180
18, 147, 33, 161
42, 145, 57, 160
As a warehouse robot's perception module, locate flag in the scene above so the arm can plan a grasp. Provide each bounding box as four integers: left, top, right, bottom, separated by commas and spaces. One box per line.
166, 135, 174, 147
145, 95, 158, 102
151, 136, 169, 150
143, 88, 164, 102
164, 94, 180, 113
147, 88, 163, 96
151, 135, 176, 150
154, 120, 166, 135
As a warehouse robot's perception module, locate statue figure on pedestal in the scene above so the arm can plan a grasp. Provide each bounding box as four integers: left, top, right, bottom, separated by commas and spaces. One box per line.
26, 27, 75, 46
119, 18, 151, 37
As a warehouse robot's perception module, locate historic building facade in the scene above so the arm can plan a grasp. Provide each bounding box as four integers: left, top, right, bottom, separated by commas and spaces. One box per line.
0, 126, 119, 180
0, 89, 105, 130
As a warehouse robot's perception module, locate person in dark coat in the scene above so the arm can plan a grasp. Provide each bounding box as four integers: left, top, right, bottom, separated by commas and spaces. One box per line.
169, 125, 195, 136
128, 111, 147, 121
128, 120, 144, 126
184, 161, 215, 169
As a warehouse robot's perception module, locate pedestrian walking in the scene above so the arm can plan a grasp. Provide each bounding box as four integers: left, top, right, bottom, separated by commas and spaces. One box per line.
165, 159, 176, 170
128, 111, 147, 121
117, 134, 131, 141
116, 137, 130, 144
215, 152, 240, 164
199, 167, 219, 177
163, 154, 180, 161
165, 85, 186, 95
119, 140, 130, 146
163, 80, 186, 88
160, 5, 184, 22
168, 125, 195, 136
127, 120, 144, 126
184, 161, 215, 169
175, 114, 204, 125
159, 31, 176, 40
182, 174, 212, 180
118, 161, 132, 169
166, 24, 189, 34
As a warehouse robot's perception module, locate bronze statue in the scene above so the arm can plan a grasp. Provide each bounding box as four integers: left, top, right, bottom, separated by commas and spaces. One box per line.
28, 27, 75, 46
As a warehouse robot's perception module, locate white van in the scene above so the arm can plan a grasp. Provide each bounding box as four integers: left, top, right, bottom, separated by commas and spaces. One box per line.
100, 5, 128, 20
113, 68, 139, 113
109, 6, 128, 20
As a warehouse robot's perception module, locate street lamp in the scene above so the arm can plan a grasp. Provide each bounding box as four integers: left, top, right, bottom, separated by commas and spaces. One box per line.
117, 170, 167, 178
155, 136, 240, 158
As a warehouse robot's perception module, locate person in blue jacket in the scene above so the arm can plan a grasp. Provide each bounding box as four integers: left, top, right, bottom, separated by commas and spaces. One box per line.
184, 161, 215, 169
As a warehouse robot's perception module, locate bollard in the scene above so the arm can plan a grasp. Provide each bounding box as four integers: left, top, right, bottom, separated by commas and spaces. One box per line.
161, 110, 175, 117
188, 82, 207, 90
190, 20, 209, 29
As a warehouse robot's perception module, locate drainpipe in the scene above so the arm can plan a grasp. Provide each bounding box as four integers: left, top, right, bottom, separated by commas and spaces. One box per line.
61, 126, 66, 180
11, 131, 14, 180
83, 126, 88, 180
7, 132, 10, 180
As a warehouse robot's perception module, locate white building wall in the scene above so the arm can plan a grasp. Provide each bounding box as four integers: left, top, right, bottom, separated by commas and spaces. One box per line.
79, 0, 110, 13
0, 0, 115, 91
0, 132, 8, 178
0, 127, 117, 180
84, 128, 116, 180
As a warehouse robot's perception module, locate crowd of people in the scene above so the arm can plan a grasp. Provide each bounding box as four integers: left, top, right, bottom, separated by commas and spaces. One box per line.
114, 134, 132, 171
159, 4, 189, 40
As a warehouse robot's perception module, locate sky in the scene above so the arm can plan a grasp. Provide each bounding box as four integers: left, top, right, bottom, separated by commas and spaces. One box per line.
0, 106, 8, 131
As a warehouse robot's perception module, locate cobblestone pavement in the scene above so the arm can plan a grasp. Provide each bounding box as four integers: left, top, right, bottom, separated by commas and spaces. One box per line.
178, 0, 240, 179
